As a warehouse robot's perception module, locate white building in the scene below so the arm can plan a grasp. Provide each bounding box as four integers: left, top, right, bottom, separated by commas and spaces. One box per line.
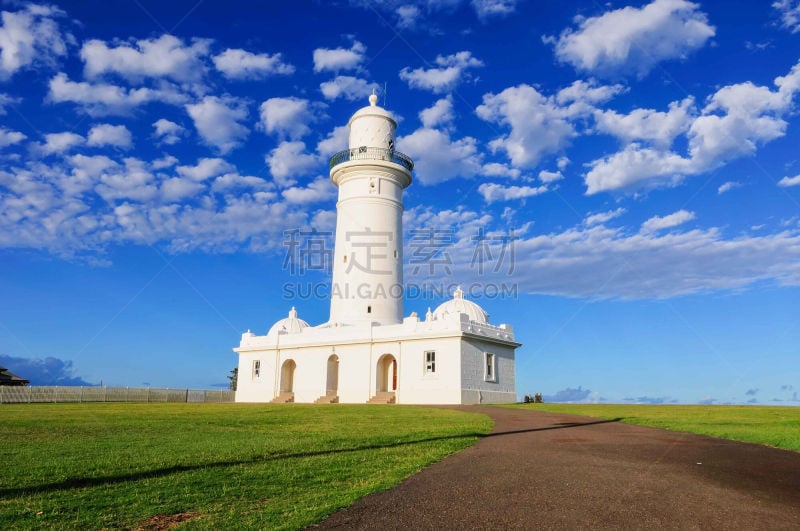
234, 94, 519, 404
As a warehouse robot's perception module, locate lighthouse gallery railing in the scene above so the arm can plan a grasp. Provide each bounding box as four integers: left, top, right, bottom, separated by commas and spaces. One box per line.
329, 146, 414, 171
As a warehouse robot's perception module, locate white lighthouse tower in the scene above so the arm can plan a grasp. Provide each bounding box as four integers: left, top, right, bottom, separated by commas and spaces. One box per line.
327, 92, 413, 326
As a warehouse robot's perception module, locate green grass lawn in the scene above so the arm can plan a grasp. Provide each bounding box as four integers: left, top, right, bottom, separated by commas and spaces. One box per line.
0, 403, 492, 529
506, 403, 800, 452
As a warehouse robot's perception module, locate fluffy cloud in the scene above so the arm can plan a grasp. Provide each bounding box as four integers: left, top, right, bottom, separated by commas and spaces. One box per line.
538, 170, 563, 183
584, 208, 626, 226
594, 97, 694, 147
397, 127, 482, 185
152, 119, 185, 145
396, 5, 421, 29
478, 182, 548, 203
320, 75, 376, 101
547, 0, 715, 78
471, 0, 519, 19
212, 48, 294, 79
774, 0, 800, 33
185, 96, 249, 154
265, 141, 320, 187
778, 174, 800, 187
160, 177, 204, 202
316, 125, 349, 156
481, 162, 520, 179
0, 127, 26, 148
87, 124, 132, 148
640, 210, 695, 233
176, 158, 236, 181
400, 51, 483, 93
47, 73, 187, 116
282, 177, 335, 204
81, 35, 210, 82
419, 97, 454, 128
476, 84, 577, 168
0, 354, 94, 386
717, 181, 742, 194
0, 4, 69, 80
544, 386, 592, 403
313, 40, 366, 72
258, 97, 322, 140
39, 131, 84, 154
585, 59, 800, 194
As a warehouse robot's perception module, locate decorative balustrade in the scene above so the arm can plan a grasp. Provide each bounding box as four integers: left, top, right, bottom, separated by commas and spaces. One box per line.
329, 146, 414, 171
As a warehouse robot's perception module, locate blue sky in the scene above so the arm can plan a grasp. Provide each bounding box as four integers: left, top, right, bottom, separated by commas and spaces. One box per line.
0, 0, 799, 404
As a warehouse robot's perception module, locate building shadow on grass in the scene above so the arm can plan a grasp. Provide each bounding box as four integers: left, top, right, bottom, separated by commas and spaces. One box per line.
1, 417, 621, 498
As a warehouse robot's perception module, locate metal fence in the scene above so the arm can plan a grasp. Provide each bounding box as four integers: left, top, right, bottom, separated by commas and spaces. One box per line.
0, 386, 235, 404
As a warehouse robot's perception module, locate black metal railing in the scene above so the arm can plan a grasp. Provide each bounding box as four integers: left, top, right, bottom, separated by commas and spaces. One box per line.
329, 146, 414, 171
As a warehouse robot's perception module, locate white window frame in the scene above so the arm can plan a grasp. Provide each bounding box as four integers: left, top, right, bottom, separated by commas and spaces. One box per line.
252, 359, 261, 379
424, 350, 436, 375
484, 352, 496, 382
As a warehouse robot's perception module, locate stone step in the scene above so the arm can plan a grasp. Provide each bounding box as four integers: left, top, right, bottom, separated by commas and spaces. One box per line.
314, 394, 339, 404
271, 392, 294, 403
367, 392, 396, 404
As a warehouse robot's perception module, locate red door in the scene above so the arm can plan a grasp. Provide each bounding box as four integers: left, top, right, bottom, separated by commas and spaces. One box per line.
392, 359, 397, 391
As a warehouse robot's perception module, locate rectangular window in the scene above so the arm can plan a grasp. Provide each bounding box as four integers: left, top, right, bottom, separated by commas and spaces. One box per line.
425, 351, 436, 374
252, 359, 261, 379
485, 352, 495, 382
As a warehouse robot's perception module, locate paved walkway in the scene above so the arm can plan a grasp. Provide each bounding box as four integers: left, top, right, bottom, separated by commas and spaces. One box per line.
316, 406, 800, 530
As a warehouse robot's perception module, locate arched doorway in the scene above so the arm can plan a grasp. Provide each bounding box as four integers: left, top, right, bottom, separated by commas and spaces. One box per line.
280, 359, 296, 394
376, 354, 397, 393
326, 355, 339, 396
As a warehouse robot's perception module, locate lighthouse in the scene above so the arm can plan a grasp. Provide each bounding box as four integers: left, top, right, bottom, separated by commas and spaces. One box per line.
327, 93, 413, 326
233, 93, 519, 406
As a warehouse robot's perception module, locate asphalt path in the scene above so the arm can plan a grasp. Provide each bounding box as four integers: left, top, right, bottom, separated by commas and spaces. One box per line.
315, 406, 800, 530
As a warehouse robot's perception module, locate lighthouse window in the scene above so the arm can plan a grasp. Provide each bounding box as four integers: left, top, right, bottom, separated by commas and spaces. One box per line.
394, 250, 398, 258
425, 351, 436, 374
367, 305, 372, 313
343, 255, 347, 263
252, 360, 261, 379
485, 352, 496, 382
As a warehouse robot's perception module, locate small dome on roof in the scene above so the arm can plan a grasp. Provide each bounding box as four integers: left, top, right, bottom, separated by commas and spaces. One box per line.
267, 307, 310, 336
432, 286, 489, 324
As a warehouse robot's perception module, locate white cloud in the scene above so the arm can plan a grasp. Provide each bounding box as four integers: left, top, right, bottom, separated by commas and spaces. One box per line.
211, 173, 270, 193
258, 97, 322, 140
160, 177, 204, 202
265, 141, 320, 187
585, 59, 800, 194
81, 35, 210, 82
0, 93, 19, 114
87, 124, 132, 149
481, 162, 520, 179
185, 96, 249, 154
396, 5, 421, 29
584, 208, 626, 226
313, 40, 366, 72
0, 4, 69, 80
641, 210, 695, 233
778, 174, 800, 187
316, 125, 349, 156
397, 127, 482, 185
282, 177, 335, 204
94, 157, 158, 203
320, 75, 377, 101
774, 0, 800, 33
538, 170, 563, 183
47, 73, 187, 116
557, 156, 570, 170
476, 84, 576, 168
478, 182, 548, 203
152, 119, 185, 145
40, 132, 84, 154
400, 51, 483, 93
152, 155, 178, 170
0, 127, 25, 148
717, 181, 742, 194
471, 0, 519, 19
548, 0, 715, 78
594, 97, 694, 147
176, 158, 236, 181
212, 48, 294, 79
419, 96, 454, 128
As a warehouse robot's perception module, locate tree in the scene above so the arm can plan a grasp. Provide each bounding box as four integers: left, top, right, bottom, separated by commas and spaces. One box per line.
228, 367, 238, 391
